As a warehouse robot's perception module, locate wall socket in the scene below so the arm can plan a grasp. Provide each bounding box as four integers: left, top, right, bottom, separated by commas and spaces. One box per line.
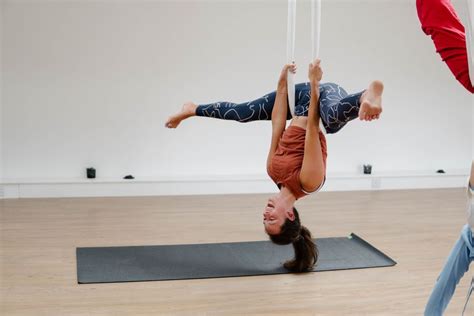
371, 178, 381, 189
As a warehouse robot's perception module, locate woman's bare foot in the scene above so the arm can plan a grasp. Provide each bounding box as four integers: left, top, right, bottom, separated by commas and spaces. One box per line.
359, 80, 384, 121
165, 102, 197, 128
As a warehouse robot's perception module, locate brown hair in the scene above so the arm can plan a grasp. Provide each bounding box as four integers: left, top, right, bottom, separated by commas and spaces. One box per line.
268, 207, 318, 272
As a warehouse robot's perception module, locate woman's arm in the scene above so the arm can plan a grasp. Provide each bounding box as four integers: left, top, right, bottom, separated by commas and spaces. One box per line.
266, 64, 296, 170
300, 59, 326, 192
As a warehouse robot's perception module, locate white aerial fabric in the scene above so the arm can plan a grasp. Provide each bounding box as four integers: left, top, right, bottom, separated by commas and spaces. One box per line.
311, 0, 325, 133
461, 3, 473, 313
465, 0, 473, 162
464, 8, 473, 315
286, 0, 297, 117
466, 0, 474, 89
311, 0, 322, 60
286, 0, 321, 118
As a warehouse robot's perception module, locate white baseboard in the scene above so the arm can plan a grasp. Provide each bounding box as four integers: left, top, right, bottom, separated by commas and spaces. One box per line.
1, 170, 469, 199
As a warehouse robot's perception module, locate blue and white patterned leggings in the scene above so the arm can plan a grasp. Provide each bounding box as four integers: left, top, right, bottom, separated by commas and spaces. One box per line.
196, 82, 364, 134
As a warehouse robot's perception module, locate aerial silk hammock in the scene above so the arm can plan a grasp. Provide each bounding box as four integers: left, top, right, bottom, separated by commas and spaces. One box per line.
286, 0, 297, 117
465, 0, 474, 88
286, 0, 322, 117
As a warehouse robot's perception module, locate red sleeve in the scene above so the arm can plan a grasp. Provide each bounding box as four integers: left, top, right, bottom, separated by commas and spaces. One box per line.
416, 0, 474, 93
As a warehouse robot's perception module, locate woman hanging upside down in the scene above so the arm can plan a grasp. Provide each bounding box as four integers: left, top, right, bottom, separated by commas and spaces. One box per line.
417, 0, 474, 93
165, 60, 384, 272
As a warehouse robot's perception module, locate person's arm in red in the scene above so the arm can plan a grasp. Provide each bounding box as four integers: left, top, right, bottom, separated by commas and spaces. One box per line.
416, 0, 474, 93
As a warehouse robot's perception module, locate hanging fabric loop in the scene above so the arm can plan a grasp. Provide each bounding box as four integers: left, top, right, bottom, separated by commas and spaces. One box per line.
311, 0, 321, 59
286, 0, 297, 117
311, 0, 326, 134
466, 0, 474, 87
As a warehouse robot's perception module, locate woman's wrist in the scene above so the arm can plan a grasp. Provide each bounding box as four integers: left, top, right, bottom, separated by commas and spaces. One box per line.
277, 80, 287, 92
310, 79, 319, 87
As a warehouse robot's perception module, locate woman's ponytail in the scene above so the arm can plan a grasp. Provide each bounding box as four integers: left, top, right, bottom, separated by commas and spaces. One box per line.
268, 207, 318, 272
284, 225, 318, 272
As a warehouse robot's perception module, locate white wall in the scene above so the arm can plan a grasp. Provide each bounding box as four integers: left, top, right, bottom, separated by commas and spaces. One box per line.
1, 0, 472, 187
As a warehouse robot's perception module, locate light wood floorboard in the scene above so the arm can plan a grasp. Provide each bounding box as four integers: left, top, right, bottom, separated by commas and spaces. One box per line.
0, 189, 472, 315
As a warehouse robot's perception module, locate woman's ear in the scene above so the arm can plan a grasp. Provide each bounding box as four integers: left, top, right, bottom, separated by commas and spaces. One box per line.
286, 208, 296, 221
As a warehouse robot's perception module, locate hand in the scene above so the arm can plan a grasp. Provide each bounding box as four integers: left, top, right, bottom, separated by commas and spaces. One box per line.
308, 59, 322, 83
278, 63, 297, 90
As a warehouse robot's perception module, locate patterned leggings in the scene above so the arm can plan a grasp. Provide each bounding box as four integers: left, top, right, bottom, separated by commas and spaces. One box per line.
196, 82, 364, 134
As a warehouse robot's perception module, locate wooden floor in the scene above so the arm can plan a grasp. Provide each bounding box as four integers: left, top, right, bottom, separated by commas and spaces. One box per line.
0, 189, 472, 315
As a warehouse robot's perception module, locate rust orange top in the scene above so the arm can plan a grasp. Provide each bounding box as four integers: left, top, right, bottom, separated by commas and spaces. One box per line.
267, 126, 327, 200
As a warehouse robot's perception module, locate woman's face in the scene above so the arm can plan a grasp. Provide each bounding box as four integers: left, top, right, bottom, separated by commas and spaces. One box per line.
263, 193, 295, 235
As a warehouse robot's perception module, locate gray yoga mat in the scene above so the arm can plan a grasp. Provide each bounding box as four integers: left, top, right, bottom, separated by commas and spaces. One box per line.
76, 233, 396, 284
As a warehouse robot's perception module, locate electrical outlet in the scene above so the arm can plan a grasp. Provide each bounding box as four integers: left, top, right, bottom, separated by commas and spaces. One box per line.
371, 178, 381, 189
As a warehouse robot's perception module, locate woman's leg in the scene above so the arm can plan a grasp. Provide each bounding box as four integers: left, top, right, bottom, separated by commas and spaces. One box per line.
416, 0, 474, 93
165, 91, 292, 128
293, 83, 360, 133
424, 225, 474, 316
318, 82, 383, 134
293, 82, 312, 117
196, 91, 287, 122
318, 83, 361, 134
165, 80, 383, 130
